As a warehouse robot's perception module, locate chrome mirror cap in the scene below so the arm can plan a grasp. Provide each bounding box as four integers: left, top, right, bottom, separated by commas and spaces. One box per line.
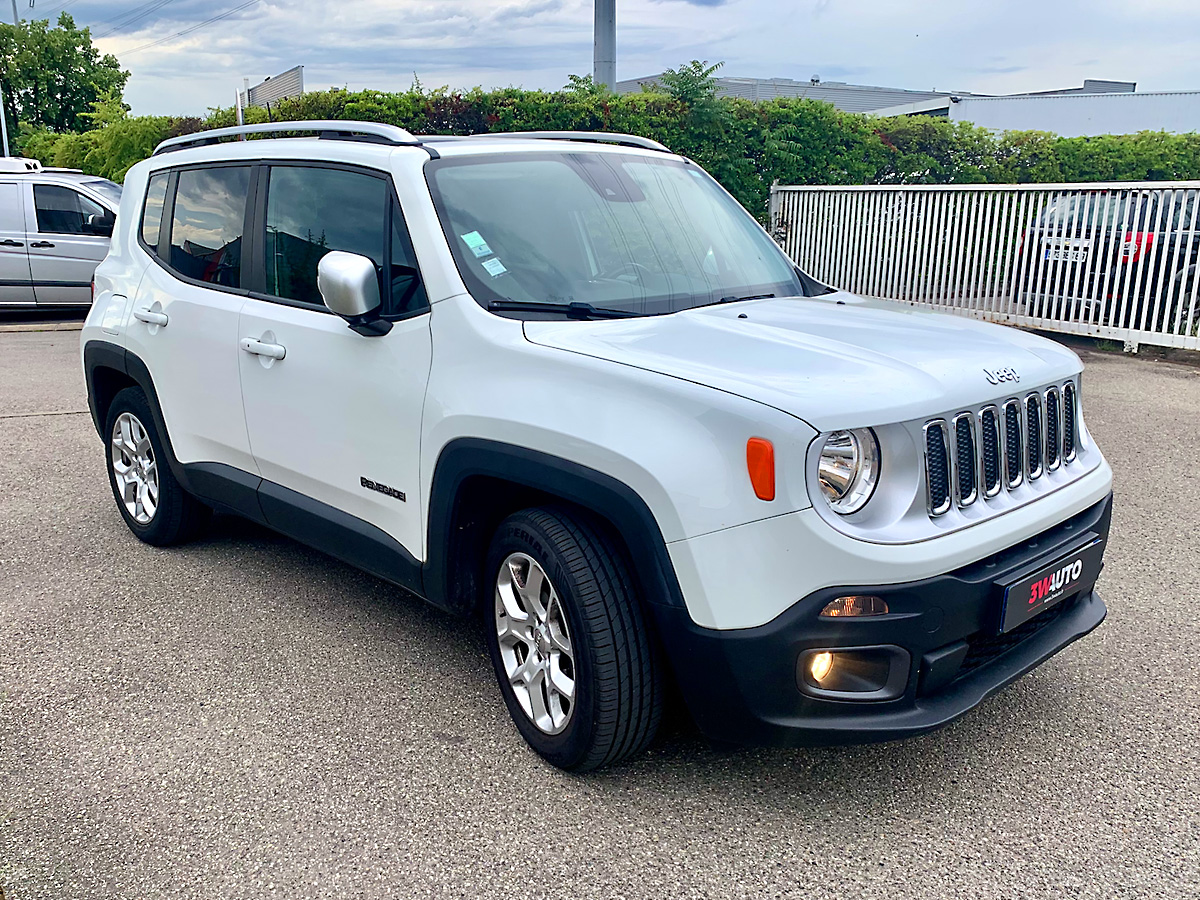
317, 251, 381, 319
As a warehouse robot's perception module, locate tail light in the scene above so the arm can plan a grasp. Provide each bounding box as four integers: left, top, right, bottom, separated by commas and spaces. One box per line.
91, 278, 95, 302
1121, 231, 1154, 263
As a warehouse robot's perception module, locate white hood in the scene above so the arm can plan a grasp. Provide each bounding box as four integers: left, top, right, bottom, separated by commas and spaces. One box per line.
523, 293, 1082, 432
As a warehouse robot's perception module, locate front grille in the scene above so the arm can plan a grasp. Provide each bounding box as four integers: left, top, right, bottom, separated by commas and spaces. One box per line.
1062, 382, 1077, 462
922, 380, 1081, 520
979, 407, 1001, 497
958, 597, 1074, 676
925, 422, 951, 516
953, 414, 977, 505
1004, 400, 1023, 488
1026, 393, 1043, 479
1045, 388, 1060, 470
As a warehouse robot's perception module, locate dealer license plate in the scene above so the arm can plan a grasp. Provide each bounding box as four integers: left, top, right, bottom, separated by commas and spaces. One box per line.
998, 536, 1105, 633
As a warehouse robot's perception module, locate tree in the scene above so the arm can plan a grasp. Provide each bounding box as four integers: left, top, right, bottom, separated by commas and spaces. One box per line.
656, 60, 723, 106
562, 74, 609, 97
0, 13, 129, 135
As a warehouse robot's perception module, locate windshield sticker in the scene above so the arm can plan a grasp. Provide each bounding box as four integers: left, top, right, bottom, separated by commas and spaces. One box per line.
482, 257, 508, 277
461, 231, 493, 258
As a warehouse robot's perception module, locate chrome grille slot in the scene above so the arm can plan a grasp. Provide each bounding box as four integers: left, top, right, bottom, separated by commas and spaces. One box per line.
953, 413, 977, 506
1004, 400, 1023, 488
1062, 382, 1077, 462
924, 421, 952, 516
1045, 387, 1061, 471
920, 380, 1085, 522
978, 406, 1002, 497
1025, 393, 1043, 480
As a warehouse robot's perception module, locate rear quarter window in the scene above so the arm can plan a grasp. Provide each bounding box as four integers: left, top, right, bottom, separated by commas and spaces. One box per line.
141, 173, 169, 251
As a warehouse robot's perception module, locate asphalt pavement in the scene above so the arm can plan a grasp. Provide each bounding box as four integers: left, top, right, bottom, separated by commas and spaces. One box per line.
1, 329, 1197, 899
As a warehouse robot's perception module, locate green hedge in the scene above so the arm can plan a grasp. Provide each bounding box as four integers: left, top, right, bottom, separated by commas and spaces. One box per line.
18, 87, 1200, 220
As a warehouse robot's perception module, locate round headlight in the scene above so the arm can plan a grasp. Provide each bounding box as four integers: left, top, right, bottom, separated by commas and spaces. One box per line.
817, 428, 880, 515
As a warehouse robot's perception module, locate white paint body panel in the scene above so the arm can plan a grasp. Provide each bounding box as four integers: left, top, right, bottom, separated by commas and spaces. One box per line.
237, 297, 433, 558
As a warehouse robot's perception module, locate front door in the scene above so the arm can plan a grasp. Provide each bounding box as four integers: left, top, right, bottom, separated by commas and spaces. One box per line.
238, 163, 432, 559
24, 183, 111, 305
0, 181, 34, 305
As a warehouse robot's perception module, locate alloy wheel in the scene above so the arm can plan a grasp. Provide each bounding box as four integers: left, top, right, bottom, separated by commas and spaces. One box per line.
494, 552, 576, 734
110, 412, 159, 525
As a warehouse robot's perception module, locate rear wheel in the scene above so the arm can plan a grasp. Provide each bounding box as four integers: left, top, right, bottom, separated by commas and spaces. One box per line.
484, 506, 663, 771
104, 387, 210, 545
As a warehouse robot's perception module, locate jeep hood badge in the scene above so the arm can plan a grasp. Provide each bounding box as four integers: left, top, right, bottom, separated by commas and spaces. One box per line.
983, 367, 1019, 385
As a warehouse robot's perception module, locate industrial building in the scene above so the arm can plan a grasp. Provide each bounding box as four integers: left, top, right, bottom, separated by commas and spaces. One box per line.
872, 88, 1200, 137
615, 74, 1200, 136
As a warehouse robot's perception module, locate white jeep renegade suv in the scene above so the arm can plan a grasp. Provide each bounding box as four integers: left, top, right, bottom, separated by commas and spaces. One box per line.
82, 121, 1113, 771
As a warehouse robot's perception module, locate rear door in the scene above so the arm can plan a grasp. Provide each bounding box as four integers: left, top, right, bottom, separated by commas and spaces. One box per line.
125, 165, 259, 476
0, 181, 34, 305
25, 182, 112, 305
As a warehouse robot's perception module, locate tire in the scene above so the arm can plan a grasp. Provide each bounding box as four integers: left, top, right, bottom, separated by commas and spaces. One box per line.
104, 386, 210, 546
484, 506, 663, 772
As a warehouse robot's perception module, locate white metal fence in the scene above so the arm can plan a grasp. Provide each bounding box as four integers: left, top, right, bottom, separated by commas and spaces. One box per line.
769, 182, 1200, 351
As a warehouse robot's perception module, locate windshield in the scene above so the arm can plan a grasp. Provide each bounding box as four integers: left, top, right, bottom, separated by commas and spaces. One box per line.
427, 151, 803, 315
83, 178, 123, 208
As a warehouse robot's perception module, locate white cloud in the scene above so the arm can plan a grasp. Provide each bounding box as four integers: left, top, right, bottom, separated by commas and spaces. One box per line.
46, 0, 1198, 116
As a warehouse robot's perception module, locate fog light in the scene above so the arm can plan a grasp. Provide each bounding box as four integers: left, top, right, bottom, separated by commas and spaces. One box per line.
809, 651, 834, 683
797, 646, 911, 701
820, 595, 888, 618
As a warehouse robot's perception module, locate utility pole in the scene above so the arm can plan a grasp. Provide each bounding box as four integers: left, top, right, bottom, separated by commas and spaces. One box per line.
3, 2, 17, 156
0, 81, 10, 157
594, 0, 615, 90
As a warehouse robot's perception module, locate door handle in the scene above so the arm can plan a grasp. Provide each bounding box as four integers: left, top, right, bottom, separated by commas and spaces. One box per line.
240, 337, 286, 360
0, 239, 22, 247
133, 308, 169, 327
29, 240, 55, 249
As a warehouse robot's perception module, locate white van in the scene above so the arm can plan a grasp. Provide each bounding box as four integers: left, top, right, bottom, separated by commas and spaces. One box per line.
0, 157, 120, 307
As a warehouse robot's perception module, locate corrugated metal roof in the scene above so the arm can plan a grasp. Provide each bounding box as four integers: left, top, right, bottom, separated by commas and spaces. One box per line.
615, 75, 960, 112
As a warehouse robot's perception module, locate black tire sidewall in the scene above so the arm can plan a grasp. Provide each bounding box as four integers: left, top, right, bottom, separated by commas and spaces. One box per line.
484, 513, 601, 770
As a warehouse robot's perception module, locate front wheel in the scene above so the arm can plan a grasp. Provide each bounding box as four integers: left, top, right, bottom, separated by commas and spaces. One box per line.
484, 507, 663, 771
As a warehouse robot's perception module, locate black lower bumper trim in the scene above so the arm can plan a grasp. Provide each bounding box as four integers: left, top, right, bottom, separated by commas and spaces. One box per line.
652, 493, 1112, 748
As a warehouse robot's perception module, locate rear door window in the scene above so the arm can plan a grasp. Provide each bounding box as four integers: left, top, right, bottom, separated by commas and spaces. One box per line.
168, 166, 251, 288
33, 185, 105, 235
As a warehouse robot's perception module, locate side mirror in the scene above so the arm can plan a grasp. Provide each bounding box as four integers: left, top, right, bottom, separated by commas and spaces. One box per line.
317, 251, 392, 336
86, 212, 115, 237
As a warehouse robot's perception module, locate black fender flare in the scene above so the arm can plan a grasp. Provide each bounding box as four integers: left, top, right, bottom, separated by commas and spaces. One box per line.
422, 438, 687, 615
83, 340, 180, 476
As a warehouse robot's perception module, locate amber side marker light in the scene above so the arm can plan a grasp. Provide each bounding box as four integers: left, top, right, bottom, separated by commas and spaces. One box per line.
746, 437, 775, 501
820, 595, 888, 618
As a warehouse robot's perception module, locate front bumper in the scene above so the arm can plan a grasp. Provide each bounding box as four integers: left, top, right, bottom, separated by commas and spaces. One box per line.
651, 493, 1112, 748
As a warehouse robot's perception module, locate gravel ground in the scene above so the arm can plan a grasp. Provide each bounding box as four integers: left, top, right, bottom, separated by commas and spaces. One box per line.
1, 330, 1197, 900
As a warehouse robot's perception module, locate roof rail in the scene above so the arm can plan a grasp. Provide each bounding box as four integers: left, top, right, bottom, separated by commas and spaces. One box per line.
153, 120, 421, 156
474, 131, 671, 153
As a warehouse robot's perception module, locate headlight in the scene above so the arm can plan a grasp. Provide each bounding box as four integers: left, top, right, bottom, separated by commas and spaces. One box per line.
817, 428, 880, 515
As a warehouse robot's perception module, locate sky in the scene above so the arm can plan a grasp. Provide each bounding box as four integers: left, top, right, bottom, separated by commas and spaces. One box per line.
21, 0, 1200, 116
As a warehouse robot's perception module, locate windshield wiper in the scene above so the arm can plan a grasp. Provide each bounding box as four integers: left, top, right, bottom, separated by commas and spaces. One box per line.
487, 300, 640, 319
716, 292, 776, 304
